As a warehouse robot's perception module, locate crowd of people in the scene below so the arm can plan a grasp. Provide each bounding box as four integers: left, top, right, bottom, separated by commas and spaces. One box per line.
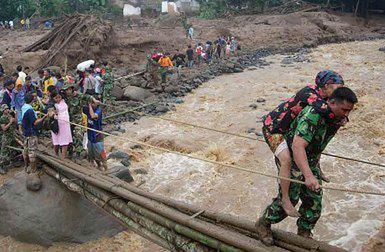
146, 36, 240, 84
0, 62, 113, 191
0, 18, 31, 30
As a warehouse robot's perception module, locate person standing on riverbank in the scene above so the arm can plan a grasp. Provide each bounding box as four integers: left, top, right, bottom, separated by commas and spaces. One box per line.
83, 100, 107, 171
22, 94, 49, 191
158, 52, 173, 83
256, 87, 358, 245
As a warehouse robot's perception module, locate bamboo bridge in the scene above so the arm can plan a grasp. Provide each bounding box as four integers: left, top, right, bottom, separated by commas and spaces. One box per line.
8, 145, 346, 252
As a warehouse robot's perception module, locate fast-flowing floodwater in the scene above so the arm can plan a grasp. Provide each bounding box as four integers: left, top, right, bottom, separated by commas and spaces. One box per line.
1, 39, 384, 251
106, 39, 385, 252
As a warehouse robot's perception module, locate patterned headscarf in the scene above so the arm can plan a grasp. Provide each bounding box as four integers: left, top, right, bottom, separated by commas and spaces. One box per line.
315, 70, 344, 88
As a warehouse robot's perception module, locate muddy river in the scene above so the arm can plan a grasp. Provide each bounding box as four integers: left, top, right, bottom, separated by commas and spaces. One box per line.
2, 39, 385, 251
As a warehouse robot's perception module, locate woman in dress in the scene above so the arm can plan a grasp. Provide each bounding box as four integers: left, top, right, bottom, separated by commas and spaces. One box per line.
51, 91, 72, 159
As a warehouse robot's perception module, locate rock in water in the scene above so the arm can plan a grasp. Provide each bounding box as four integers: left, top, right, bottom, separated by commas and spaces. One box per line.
0, 172, 125, 246
109, 166, 134, 183
108, 150, 131, 160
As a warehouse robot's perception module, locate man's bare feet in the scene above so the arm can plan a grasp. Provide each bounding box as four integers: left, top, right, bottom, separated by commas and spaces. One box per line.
281, 198, 301, 217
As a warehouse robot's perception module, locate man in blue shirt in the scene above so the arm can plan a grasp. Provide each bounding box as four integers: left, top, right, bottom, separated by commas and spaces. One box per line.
22, 94, 48, 191
83, 100, 107, 171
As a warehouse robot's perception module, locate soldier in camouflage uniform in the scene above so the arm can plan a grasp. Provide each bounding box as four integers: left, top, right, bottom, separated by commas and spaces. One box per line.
146, 54, 159, 87
256, 87, 358, 245
62, 83, 100, 157
101, 62, 113, 103
0, 104, 18, 174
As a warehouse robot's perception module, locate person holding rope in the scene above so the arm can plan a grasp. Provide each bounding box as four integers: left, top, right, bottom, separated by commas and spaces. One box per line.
256, 87, 358, 245
22, 94, 49, 191
83, 99, 107, 171
261, 70, 345, 218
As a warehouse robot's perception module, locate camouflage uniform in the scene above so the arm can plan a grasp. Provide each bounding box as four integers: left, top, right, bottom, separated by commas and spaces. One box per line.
102, 67, 114, 103
65, 90, 92, 156
0, 111, 18, 170
262, 106, 338, 231
146, 56, 159, 87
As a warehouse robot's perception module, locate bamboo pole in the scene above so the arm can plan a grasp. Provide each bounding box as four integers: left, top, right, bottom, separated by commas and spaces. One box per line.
45, 165, 240, 252
47, 153, 344, 252
37, 154, 269, 252
7, 146, 344, 252
44, 166, 176, 251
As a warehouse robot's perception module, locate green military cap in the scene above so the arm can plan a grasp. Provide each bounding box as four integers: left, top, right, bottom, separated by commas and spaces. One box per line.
62, 82, 75, 90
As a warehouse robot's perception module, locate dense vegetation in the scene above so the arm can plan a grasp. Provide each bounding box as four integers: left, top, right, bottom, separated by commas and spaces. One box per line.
0, 0, 108, 21
0, 0, 382, 21
197, 0, 380, 19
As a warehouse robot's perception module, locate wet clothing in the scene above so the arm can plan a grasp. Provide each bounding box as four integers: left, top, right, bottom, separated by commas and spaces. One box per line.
263, 84, 334, 135
263, 106, 338, 231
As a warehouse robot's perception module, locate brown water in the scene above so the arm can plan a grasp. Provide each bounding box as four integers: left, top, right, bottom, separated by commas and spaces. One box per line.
1, 39, 384, 251
105, 39, 385, 252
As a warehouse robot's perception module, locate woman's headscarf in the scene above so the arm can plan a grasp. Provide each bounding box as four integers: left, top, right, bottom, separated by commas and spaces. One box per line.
315, 70, 344, 88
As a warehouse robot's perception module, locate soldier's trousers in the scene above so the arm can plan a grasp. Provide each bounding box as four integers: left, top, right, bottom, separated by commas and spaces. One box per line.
0, 137, 18, 167
71, 126, 84, 156
262, 165, 323, 231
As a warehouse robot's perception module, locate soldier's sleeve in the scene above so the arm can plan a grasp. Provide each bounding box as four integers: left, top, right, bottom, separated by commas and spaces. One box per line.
79, 93, 93, 103
0, 116, 6, 126
294, 107, 322, 143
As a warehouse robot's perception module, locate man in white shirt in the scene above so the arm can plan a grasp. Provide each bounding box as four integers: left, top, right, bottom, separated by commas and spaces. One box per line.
17, 65, 27, 84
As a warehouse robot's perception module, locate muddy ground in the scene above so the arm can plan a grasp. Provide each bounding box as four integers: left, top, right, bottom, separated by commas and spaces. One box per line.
0, 11, 384, 252
1, 11, 385, 72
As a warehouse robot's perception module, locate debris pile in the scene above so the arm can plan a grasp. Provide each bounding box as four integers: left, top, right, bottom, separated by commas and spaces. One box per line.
24, 14, 115, 68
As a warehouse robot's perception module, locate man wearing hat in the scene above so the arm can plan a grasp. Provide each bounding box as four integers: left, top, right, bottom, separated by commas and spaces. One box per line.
0, 104, 17, 175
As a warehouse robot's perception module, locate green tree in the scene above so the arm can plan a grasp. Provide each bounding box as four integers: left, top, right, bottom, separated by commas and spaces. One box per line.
0, 0, 37, 20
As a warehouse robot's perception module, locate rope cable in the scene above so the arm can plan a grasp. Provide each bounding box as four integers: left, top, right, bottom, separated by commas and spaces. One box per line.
29, 110, 385, 197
